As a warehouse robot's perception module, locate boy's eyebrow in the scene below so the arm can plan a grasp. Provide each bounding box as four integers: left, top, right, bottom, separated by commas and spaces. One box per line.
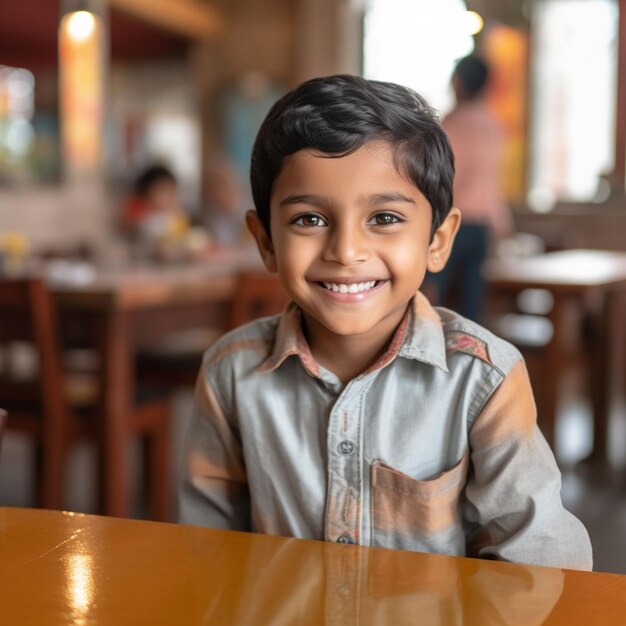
278, 194, 331, 208
366, 192, 417, 205
278, 192, 417, 208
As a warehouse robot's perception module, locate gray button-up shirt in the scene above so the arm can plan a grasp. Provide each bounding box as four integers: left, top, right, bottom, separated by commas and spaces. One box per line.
179, 292, 592, 570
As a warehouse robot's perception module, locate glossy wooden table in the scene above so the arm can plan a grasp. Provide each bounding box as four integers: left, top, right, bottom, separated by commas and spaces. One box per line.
484, 249, 626, 459
0, 507, 624, 625
49, 247, 261, 518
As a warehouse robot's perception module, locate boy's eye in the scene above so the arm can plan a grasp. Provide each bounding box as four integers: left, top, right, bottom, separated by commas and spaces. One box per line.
368, 212, 403, 227
291, 213, 328, 227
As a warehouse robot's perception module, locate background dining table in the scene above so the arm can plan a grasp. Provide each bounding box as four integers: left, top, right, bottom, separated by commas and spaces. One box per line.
47, 246, 262, 518
484, 249, 626, 459
32, 246, 626, 518
1, 507, 625, 625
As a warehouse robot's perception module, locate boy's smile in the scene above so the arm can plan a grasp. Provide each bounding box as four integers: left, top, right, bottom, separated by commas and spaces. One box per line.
314, 278, 386, 300
248, 140, 460, 377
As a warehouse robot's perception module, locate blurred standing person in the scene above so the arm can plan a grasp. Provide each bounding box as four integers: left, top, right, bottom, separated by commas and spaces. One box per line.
430, 55, 512, 323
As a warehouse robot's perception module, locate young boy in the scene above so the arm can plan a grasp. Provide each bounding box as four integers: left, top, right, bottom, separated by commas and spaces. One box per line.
179, 75, 592, 570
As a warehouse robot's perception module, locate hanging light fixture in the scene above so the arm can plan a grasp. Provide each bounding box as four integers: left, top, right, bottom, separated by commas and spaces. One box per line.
58, 0, 107, 179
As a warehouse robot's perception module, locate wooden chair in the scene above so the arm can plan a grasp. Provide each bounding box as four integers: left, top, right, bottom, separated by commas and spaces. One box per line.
228, 271, 290, 330
0, 409, 7, 455
0, 277, 172, 519
137, 271, 289, 388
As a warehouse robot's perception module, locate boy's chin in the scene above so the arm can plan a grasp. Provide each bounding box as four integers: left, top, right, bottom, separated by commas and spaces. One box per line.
307, 314, 388, 339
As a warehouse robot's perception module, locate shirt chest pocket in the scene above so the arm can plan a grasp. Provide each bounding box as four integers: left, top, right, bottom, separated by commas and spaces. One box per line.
370, 455, 469, 551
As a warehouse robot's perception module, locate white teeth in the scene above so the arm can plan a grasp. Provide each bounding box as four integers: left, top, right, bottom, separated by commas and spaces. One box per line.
322, 280, 378, 293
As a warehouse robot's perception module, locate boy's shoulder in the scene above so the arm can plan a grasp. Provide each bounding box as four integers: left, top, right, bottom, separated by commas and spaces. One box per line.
201, 314, 281, 375
435, 306, 522, 377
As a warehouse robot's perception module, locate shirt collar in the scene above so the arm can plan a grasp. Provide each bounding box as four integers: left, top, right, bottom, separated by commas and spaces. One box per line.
398, 291, 449, 372
257, 302, 321, 377
257, 291, 448, 377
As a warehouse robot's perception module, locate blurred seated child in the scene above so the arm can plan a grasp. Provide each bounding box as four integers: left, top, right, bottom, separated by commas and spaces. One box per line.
121, 164, 190, 259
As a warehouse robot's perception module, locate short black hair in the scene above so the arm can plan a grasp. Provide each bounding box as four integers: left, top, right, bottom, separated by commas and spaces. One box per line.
453, 55, 490, 99
250, 74, 454, 240
134, 164, 176, 197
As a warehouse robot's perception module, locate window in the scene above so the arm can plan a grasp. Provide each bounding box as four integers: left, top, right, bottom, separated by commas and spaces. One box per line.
528, 0, 618, 211
363, 0, 475, 115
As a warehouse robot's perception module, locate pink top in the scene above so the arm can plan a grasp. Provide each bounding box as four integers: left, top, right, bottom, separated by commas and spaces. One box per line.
443, 100, 512, 238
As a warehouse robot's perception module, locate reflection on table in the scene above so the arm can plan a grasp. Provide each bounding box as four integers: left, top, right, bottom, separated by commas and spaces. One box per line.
5, 507, 625, 625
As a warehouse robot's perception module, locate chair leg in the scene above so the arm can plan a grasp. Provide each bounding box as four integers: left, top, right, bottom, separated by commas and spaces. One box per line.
145, 410, 171, 521
98, 435, 131, 519
38, 419, 67, 510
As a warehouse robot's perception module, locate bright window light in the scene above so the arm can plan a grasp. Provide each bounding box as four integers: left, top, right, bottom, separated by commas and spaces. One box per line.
364, 0, 474, 115
465, 10, 484, 36
528, 0, 618, 210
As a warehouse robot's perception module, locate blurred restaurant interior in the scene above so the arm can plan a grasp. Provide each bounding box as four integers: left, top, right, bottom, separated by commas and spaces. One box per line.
1, 0, 626, 575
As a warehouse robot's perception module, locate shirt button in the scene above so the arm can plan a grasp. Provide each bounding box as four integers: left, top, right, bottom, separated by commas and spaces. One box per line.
338, 440, 354, 455
337, 534, 354, 544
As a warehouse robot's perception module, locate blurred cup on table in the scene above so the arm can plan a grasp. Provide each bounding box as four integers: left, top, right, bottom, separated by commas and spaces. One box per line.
0, 232, 30, 276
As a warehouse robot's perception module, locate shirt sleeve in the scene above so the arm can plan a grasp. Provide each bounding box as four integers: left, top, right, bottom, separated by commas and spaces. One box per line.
178, 362, 251, 530
464, 359, 593, 570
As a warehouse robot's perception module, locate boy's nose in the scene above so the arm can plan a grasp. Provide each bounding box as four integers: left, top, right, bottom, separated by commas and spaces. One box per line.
322, 224, 370, 265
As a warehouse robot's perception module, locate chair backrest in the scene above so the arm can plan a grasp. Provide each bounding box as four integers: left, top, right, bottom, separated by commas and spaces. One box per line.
0, 277, 71, 507
228, 271, 290, 330
0, 277, 67, 428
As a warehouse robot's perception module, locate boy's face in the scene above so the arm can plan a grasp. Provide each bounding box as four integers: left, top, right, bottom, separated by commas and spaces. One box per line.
248, 140, 460, 350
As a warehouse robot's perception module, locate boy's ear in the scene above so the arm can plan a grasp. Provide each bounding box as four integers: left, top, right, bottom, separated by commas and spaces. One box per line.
427, 207, 461, 273
246, 210, 278, 273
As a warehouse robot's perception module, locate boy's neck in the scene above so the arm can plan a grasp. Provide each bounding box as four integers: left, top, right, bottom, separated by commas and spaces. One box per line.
302, 305, 409, 384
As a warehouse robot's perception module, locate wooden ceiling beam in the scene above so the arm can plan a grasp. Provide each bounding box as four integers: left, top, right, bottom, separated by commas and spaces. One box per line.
107, 0, 223, 40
